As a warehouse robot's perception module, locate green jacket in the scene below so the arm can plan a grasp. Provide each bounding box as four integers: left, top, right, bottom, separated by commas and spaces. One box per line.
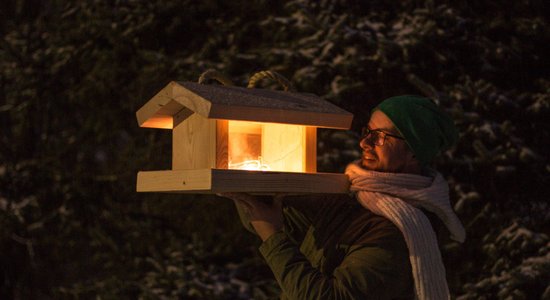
237, 194, 414, 300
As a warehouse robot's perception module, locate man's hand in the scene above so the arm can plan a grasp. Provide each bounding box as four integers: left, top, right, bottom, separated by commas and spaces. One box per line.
219, 193, 284, 241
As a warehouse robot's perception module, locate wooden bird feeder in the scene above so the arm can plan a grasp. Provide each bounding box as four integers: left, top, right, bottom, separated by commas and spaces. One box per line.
136, 78, 353, 194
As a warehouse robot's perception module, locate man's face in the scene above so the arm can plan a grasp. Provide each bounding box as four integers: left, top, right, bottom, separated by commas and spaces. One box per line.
359, 110, 415, 173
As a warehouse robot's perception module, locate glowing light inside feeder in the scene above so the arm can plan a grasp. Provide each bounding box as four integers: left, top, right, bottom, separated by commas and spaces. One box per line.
228, 157, 271, 171
227, 120, 306, 172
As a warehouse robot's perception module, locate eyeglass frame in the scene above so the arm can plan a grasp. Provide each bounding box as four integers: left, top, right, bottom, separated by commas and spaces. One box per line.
360, 127, 405, 146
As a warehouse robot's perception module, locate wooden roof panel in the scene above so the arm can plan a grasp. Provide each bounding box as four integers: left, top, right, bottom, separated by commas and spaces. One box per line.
178, 81, 346, 114
137, 81, 353, 129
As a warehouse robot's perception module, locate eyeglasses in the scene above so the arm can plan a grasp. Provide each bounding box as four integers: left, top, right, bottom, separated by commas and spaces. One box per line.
360, 127, 405, 146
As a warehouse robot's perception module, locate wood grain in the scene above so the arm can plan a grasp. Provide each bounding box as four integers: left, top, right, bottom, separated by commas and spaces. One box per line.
305, 126, 317, 172
137, 169, 350, 194
261, 123, 305, 172
136, 82, 187, 129
172, 114, 216, 170
137, 169, 212, 192
216, 120, 229, 169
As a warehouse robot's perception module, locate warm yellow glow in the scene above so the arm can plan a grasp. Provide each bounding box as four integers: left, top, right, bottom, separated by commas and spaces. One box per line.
228, 120, 306, 172
141, 116, 173, 129
228, 158, 271, 171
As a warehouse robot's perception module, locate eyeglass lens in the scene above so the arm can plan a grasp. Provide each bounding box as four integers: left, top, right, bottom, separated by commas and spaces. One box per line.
362, 128, 385, 146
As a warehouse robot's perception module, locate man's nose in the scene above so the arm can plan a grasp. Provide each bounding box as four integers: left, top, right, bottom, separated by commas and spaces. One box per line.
360, 137, 374, 150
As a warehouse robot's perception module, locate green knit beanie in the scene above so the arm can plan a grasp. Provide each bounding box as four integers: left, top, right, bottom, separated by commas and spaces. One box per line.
374, 95, 458, 165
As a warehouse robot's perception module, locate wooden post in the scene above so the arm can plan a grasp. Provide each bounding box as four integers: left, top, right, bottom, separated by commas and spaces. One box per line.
172, 113, 216, 170
305, 126, 317, 173
216, 120, 229, 169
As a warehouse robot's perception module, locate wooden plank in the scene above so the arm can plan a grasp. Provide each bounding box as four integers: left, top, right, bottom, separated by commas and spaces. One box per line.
136, 169, 350, 194
208, 103, 352, 129
137, 169, 212, 192
216, 120, 228, 169
179, 81, 351, 115
179, 81, 354, 129
261, 123, 305, 172
136, 82, 187, 129
172, 114, 216, 170
136, 83, 173, 127
211, 169, 349, 193
304, 126, 317, 172
171, 81, 212, 117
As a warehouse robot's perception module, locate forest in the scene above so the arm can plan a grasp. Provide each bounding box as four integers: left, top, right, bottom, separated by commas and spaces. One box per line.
1, 0, 549, 299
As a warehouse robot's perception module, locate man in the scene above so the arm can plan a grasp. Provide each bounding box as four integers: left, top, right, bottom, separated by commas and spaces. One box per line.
222, 95, 465, 299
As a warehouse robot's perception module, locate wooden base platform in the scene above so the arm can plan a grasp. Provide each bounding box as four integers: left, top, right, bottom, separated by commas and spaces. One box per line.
137, 169, 349, 194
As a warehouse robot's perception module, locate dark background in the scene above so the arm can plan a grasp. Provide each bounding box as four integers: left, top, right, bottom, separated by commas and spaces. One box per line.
1, 0, 549, 299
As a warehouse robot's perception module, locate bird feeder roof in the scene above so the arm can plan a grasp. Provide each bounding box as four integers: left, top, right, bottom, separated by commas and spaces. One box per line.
136, 81, 353, 129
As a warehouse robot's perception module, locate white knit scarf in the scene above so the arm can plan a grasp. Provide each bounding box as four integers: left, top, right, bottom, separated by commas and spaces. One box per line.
345, 161, 465, 300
